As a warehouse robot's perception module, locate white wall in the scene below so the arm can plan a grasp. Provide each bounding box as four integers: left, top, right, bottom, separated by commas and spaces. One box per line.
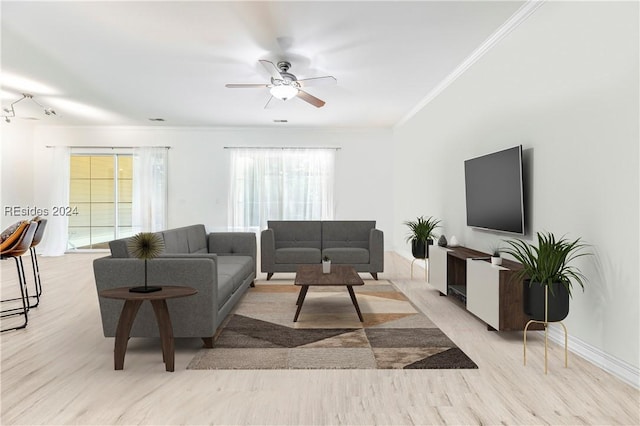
31, 126, 395, 243
393, 2, 639, 369
1, 122, 35, 229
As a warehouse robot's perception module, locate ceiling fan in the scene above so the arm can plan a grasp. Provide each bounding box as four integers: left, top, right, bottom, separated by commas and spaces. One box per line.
225, 60, 336, 108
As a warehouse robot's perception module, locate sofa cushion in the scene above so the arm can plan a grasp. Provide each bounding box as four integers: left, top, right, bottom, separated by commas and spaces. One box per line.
323, 247, 370, 264
218, 256, 253, 291
269, 220, 322, 250
209, 232, 255, 256
162, 228, 189, 253
109, 237, 131, 258
275, 247, 321, 264
322, 221, 375, 250
186, 225, 208, 253
160, 225, 207, 253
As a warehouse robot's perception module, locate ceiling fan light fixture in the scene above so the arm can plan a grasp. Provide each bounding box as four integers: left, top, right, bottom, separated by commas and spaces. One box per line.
270, 84, 298, 101
227, 59, 333, 108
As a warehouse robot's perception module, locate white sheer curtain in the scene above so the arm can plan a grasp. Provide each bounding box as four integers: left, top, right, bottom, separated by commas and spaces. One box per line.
132, 147, 168, 232
228, 148, 335, 231
41, 146, 70, 256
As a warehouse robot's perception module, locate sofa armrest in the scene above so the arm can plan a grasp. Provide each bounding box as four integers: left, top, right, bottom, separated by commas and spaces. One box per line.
208, 232, 256, 272
369, 228, 384, 272
260, 229, 275, 272
93, 256, 218, 337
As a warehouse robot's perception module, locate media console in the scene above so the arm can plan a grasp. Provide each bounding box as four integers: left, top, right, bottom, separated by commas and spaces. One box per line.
429, 245, 542, 331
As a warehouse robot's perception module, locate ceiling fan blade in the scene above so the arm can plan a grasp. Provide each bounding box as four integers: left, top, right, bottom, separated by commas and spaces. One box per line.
264, 96, 276, 109
297, 90, 326, 108
259, 59, 283, 80
225, 83, 270, 89
298, 76, 337, 87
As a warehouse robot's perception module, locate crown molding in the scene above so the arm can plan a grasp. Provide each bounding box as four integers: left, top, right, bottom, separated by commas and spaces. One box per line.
394, 0, 546, 129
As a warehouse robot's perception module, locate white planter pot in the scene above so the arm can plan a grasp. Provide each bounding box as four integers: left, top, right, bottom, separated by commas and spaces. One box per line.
322, 261, 331, 274
491, 256, 502, 266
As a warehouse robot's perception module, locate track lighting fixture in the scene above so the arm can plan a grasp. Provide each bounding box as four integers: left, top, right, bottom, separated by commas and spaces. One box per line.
1, 93, 57, 123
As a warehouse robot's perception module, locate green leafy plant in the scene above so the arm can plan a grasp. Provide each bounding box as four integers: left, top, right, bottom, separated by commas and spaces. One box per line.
128, 232, 164, 259
403, 216, 440, 243
322, 255, 330, 262
503, 231, 591, 297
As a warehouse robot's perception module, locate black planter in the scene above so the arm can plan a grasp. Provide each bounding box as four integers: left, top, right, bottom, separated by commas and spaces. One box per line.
523, 280, 570, 322
411, 238, 433, 259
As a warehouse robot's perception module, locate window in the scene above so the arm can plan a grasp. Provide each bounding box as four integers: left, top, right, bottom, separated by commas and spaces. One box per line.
228, 148, 335, 230
68, 154, 134, 249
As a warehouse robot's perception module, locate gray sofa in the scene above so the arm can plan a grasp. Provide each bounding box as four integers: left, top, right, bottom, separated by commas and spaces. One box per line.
261, 220, 383, 280
93, 224, 255, 347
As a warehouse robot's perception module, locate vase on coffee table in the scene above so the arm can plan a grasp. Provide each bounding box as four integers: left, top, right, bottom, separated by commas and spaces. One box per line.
322, 256, 331, 274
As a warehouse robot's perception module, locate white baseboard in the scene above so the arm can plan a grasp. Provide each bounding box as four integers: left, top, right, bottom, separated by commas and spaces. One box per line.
396, 250, 415, 263
546, 324, 639, 390
397, 250, 427, 268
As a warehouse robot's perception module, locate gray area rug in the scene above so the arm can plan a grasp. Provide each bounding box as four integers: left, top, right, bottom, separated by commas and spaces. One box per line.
188, 280, 478, 370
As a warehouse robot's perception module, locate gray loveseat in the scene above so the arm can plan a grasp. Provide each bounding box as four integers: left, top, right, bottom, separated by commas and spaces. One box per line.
93, 224, 255, 347
261, 220, 383, 280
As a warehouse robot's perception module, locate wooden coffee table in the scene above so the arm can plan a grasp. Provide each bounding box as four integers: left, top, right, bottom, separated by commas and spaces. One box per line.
293, 264, 365, 322
99, 285, 197, 372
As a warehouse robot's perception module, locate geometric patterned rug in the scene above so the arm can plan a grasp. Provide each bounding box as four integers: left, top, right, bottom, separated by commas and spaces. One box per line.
187, 279, 477, 370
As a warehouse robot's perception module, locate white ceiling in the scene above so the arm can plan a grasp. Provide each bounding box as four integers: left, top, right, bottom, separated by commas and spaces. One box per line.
1, 1, 525, 128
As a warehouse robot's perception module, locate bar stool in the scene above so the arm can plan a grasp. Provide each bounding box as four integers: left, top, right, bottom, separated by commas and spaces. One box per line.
29, 218, 47, 303
1, 221, 38, 332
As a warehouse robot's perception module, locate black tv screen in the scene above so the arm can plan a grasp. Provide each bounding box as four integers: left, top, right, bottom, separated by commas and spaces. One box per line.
464, 145, 525, 234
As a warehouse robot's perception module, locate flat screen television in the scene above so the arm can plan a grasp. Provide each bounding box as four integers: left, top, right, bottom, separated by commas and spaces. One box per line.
464, 145, 525, 234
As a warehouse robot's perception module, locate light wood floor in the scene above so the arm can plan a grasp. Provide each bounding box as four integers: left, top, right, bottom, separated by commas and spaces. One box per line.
1, 252, 638, 425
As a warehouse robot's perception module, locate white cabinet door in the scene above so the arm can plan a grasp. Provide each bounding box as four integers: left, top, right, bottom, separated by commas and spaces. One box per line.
428, 246, 449, 294
466, 259, 504, 330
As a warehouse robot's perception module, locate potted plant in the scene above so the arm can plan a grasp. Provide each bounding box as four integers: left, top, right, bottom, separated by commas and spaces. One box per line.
127, 232, 165, 293
403, 216, 440, 259
490, 244, 502, 266
322, 255, 331, 274
503, 231, 591, 322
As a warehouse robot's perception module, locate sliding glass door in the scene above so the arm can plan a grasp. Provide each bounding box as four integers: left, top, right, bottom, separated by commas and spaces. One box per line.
68, 154, 133, 249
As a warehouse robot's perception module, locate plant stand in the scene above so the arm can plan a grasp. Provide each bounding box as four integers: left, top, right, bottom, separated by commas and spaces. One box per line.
410, 257, 428, 281
523, 286, 568, 374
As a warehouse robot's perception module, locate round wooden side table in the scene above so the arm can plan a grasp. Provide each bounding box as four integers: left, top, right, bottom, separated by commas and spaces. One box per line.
99, 285, 197, 372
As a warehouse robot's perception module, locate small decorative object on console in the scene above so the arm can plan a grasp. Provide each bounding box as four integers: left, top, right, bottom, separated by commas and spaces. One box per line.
437, 235, 448, 247
127, 232, 165, 293
449, 236, 460, 247
490, 245, 502, 266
